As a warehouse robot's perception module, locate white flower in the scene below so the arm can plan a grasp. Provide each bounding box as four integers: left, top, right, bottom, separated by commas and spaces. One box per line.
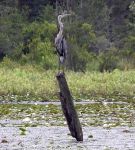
23, 117, 31, 122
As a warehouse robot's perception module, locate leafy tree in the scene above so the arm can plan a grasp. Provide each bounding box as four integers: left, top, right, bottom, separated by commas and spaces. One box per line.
0, 5, 25, 59
65, 22, 96, 71
1, 0, 135, 71
22, 21, 57, 69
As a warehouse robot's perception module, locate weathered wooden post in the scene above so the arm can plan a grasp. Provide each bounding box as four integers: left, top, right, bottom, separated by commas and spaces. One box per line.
56, 72, 83, 141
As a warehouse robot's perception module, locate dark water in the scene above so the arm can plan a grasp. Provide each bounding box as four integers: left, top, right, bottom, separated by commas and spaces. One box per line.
0, 101, 135, 150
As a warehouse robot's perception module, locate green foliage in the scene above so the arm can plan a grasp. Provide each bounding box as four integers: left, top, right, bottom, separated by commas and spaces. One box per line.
38, 5, 55, 22
19, 0, 55, 21
77, 0, 109, 32
0, 0, 135, 72
99, 48, 118, 72
86, 53, 100, 71
124, 36, 135, 53
66, 22, 96, 47
0, 62, 135, 101
22, 21, 57, 69
117, 35, 135, 70
0, 7, 25, 58
67, 44, 90, 72
65, 22, 96, 71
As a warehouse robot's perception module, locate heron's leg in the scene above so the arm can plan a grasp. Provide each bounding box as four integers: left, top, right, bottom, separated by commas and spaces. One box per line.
63, 62, 65, 73
58, 58, 61, 72
62, 61, 65, 73
61, 64, 64, 73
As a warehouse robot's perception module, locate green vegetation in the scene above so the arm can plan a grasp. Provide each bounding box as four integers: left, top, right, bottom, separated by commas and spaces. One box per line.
0, 102, 134, 127
0, 58, 135, 101
0, 0, 135, 72
0, 1, 135, 101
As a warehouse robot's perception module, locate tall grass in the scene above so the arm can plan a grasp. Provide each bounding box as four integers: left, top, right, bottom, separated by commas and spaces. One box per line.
0, 59, 135, 101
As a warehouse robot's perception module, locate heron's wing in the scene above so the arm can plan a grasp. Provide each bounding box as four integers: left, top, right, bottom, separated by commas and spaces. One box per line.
55, 36, 62, 53
55, 35, 63, 52
63, 38, 68, 55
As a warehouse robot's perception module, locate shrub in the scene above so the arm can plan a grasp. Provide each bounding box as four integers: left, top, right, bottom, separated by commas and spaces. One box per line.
0, 7, 25, 59
22, 21, 57, 69
98, 48, 118, 72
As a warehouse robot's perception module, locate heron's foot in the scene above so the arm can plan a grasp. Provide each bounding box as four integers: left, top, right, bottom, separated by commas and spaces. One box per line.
58, 70, 65, 74
57, 71, 65, 77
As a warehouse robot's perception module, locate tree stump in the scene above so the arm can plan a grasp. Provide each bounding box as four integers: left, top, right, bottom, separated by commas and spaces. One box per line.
56, 72, 83, 141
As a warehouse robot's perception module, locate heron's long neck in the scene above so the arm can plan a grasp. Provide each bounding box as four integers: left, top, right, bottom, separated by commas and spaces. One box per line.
58, 19, 64, 37
57, 14, 71, 39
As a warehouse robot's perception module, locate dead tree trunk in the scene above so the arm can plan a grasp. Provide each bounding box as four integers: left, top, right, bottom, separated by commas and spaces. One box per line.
56, 72, 83, 141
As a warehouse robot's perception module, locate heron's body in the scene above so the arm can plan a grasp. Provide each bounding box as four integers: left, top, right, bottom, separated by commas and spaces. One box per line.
55, 13, 70, 72
55, 36, 67, 63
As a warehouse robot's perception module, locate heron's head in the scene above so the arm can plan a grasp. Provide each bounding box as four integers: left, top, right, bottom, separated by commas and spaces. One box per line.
58, 13, 72, 21
58, 15, 63, 21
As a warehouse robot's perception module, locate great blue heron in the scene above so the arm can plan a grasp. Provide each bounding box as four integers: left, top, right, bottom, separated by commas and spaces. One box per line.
55, 13, 71, 72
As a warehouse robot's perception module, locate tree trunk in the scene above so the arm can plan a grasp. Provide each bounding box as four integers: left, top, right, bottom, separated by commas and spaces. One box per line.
56, 72, 83, 141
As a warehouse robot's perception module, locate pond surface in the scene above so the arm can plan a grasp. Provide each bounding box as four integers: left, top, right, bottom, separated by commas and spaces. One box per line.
0, 101, 135, 149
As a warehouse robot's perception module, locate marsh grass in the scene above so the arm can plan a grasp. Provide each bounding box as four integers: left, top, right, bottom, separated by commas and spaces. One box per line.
0, 60, 135, 101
